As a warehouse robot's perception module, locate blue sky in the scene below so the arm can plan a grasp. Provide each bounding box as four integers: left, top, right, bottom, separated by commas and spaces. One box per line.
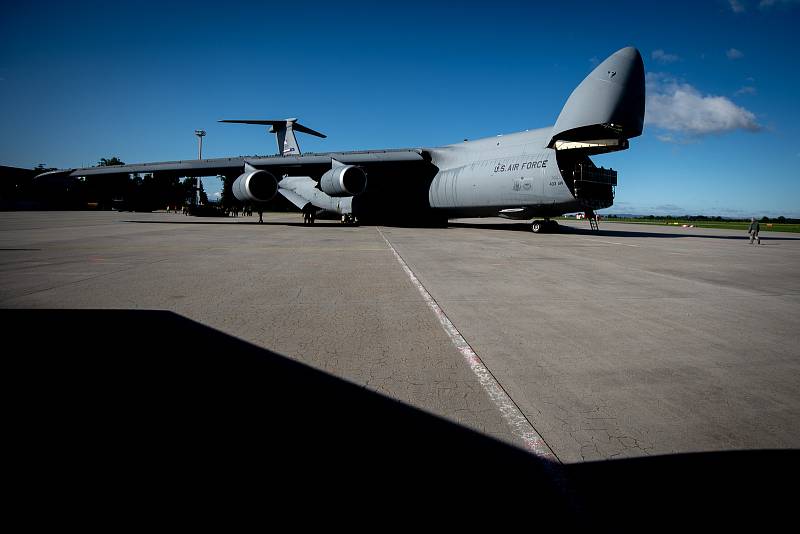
1, 0, 798, 216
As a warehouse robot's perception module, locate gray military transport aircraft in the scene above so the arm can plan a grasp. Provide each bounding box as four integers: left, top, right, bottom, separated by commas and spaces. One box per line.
37, 46, 645, 232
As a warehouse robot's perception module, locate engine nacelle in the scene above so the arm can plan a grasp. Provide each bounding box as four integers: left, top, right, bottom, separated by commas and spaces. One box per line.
319, 165, 367, 197
232, 169, 278, 203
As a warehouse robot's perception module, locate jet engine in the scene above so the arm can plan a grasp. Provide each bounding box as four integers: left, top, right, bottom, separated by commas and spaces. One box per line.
319, 164, 367, 197
232, 169, 278, 203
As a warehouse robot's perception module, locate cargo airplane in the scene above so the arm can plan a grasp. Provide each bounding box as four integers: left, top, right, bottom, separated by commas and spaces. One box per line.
37, 47, 645, 232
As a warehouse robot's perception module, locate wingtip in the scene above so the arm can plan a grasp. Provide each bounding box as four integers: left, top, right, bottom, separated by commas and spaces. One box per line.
34, 168, 74, 180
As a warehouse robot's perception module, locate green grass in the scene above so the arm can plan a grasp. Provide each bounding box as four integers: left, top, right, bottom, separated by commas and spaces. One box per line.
583, 218, 800, 233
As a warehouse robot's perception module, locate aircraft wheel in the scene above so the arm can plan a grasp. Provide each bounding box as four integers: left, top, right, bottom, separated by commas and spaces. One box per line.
531, 220, 543, 233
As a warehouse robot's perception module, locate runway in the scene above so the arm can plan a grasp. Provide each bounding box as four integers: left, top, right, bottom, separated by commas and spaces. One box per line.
1, 211, 799, 464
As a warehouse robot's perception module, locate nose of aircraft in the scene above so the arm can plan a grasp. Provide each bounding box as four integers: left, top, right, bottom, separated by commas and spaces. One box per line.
549, 46, 646, 147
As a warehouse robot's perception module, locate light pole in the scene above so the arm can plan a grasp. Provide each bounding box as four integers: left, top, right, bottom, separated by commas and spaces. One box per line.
194, 130, 206, 206
195, 129, 206, 160
192, 130, 206, 206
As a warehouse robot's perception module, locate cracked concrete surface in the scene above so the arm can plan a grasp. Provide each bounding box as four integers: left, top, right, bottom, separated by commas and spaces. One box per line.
379, 218, 800, 462
0, 212, 514, 447
2, 212, 798, 463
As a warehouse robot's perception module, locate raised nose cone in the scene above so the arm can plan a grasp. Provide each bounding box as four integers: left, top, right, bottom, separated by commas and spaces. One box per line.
549, 46, 645, 148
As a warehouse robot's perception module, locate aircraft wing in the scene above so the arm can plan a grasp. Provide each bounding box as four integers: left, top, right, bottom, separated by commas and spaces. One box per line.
35, 148, 439, 220
36, 149, 431, 181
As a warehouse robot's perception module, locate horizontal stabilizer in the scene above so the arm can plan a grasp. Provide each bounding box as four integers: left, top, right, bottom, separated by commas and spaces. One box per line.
219, 119, 326, 138
220, 118, 325, 156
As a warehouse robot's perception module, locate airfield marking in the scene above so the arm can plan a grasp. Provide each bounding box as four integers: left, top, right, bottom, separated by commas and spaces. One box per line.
595, 239, 640, 247
377, 227, 560, 462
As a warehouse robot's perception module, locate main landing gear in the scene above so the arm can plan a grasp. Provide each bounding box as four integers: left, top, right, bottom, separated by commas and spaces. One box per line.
302, 206, 315, 225
531, 219, 559, 233
341, 213, 358, 226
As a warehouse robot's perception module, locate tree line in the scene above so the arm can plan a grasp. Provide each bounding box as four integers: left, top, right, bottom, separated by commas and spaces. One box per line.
604, 214, 798, 224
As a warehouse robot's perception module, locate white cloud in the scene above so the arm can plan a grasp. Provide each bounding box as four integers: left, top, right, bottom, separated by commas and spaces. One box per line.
729, 0, 746, 12
726, 48, 744, 59
651, 49, 680, 64
655, 134, 695, 145
734, 86, 757, 96
646, 73, 761, 138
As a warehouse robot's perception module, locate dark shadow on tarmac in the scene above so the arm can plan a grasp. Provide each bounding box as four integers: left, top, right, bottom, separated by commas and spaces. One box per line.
5, 309, 796, 526
127, 218, 800, 240
124, 218, 448, 228
124, 219, 346, 227
448, 221, 800, 240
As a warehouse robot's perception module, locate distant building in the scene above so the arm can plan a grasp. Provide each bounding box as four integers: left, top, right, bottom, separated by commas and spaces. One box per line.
0, 165, 39, 210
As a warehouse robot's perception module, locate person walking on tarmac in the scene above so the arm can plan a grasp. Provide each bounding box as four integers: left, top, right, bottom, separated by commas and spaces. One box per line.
748, 217, 761, 245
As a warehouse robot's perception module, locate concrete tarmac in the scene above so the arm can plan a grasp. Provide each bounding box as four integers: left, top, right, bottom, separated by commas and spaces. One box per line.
1, 211, 798, 463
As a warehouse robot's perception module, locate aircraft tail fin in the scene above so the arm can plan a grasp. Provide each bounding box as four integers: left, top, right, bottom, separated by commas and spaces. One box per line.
219, 119, 326, 156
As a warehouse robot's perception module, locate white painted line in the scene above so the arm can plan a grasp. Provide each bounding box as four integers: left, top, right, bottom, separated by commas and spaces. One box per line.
576, 236, 640, 247
377, 227, 559, 463
597, 240, 640, 247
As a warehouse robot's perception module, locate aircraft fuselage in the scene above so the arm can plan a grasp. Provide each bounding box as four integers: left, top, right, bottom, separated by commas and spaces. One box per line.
426, 128, 595, 218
